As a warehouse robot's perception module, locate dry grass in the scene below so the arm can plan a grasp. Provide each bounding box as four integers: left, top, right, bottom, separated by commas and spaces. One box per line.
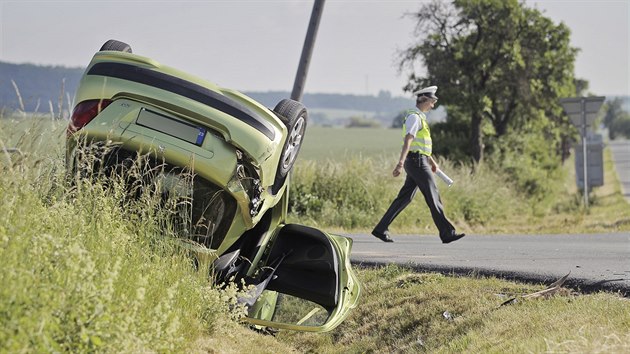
192, 320, 298, 354
484, 146, 630, 235
277, 266, 630, 353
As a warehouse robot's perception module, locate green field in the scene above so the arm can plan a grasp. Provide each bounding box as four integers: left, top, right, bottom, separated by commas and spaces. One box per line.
300, 126, 401, 161
308, 108, 380, 120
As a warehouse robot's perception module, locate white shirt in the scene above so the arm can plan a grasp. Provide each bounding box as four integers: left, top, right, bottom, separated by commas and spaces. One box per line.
405, 111, 424, 136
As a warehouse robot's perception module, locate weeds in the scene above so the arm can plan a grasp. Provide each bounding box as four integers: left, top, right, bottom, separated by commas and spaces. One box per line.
0, 118, 242, 352
289, 156, 531, 234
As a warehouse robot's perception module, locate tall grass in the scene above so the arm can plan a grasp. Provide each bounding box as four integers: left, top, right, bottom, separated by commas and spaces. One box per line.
288, 156, 529, 234
0, 117, 244, 352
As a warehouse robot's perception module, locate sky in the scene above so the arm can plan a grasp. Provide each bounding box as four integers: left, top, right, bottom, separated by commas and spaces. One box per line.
1, 0, 628, 98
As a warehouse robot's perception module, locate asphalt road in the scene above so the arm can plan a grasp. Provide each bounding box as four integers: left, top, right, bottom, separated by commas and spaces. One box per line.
347, 140, 630, 296
348, 233, 630, 296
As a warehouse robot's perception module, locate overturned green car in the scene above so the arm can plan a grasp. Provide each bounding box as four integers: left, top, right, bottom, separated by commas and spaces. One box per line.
66, 40, 360, 332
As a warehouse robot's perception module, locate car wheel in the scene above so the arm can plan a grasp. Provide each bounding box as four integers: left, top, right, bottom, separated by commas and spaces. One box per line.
99, 39, 132, 53
273, 99, 308, 179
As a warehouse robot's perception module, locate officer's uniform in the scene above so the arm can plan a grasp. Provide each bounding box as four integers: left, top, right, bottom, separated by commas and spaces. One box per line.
372, 86, 463, 243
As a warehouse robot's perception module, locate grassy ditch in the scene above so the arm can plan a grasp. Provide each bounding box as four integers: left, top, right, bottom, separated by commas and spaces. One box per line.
0, 117, 303, 353
1, 123, 224, 352
278, 265, 630, 353
0, 171, 293, 353
2, 118, 628, 352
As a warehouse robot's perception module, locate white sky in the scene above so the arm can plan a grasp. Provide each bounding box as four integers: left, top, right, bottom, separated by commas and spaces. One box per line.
1, 0, 628, 97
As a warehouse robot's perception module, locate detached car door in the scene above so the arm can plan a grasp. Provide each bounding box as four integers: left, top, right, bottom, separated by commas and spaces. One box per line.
243, 224, 361, 332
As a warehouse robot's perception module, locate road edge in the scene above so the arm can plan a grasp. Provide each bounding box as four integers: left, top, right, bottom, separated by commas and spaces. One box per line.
352, 260, 630, 297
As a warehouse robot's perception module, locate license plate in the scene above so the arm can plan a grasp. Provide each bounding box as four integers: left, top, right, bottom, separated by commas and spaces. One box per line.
136, 108, 206, 146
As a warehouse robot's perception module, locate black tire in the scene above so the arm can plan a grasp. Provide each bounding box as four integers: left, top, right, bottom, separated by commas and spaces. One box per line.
99, 39, 132, 53
273, 99, 308, 178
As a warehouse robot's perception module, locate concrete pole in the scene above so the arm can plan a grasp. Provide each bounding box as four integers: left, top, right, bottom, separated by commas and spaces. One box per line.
291, 0, 325, 102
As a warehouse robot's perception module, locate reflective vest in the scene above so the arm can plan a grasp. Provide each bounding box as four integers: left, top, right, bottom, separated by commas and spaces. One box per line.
402, 109, 432, 156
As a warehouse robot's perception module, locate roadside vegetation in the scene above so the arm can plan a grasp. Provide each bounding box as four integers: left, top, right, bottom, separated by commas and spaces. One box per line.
289, 127, 630, 235
0, 119, 226, 352
603, 98, 630, 140
1, 1, 628, 349
2, 116, 628, 352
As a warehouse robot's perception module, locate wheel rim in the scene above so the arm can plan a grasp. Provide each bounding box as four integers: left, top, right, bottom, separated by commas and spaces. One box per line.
281, 117, 305, 170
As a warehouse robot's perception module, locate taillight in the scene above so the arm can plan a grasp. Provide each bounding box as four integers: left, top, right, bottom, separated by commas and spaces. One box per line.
67, 99, 113, 136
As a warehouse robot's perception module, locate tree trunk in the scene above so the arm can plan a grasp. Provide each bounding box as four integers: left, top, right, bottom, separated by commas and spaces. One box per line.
470, 112, 484, 162
495, 118, 508, 137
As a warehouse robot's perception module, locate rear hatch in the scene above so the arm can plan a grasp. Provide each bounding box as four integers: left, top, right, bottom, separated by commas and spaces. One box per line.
74, 51, 284, 165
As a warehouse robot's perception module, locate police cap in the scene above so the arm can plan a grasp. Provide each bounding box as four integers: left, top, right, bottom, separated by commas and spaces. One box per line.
414, 86, 438, 100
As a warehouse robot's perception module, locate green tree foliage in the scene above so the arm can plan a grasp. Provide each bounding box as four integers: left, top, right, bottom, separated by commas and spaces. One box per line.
430, 108, 472, 162
603, 98, 624, 128
610, 115, 630, 140
399, 0, 580, 162
390, 110, 407, 128
602, 97, 630, 139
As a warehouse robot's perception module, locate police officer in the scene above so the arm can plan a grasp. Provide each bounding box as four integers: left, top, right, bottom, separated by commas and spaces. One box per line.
372, 86, 465, 243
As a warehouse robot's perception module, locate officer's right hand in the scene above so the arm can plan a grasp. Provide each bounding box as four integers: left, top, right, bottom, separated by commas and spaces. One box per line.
393, 164, 403, 177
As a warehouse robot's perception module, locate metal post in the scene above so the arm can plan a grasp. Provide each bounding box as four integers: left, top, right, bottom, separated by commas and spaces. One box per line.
559, 96, 605, 208
581, 98, 589, 208
291, 0, 325, 102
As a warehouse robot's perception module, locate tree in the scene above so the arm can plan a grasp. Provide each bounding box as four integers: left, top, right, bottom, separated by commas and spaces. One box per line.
399, 0, 580, 162
603, 99, 622, 128
603, 98, 630, 139
390, 110, 407, 128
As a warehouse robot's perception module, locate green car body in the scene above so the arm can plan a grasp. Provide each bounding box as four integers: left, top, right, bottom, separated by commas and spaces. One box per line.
66, 40, 360, 332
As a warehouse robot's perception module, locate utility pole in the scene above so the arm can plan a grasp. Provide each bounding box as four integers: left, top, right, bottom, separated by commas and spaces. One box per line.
291, 0, 325, 102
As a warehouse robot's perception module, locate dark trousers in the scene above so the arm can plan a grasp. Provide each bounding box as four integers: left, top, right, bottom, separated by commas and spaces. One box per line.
374, 154, 455, 241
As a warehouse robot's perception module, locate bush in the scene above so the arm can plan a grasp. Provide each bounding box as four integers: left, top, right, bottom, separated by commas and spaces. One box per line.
485, 130, 566, 214
289, 158, 387, 229
346, 116, 381, 128
610, 115, 630, 139
430, 119, 471, 163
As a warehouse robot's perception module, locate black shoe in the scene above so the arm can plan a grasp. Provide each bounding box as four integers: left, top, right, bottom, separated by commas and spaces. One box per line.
372, 230, 394, 243
442, 232, 465, 244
